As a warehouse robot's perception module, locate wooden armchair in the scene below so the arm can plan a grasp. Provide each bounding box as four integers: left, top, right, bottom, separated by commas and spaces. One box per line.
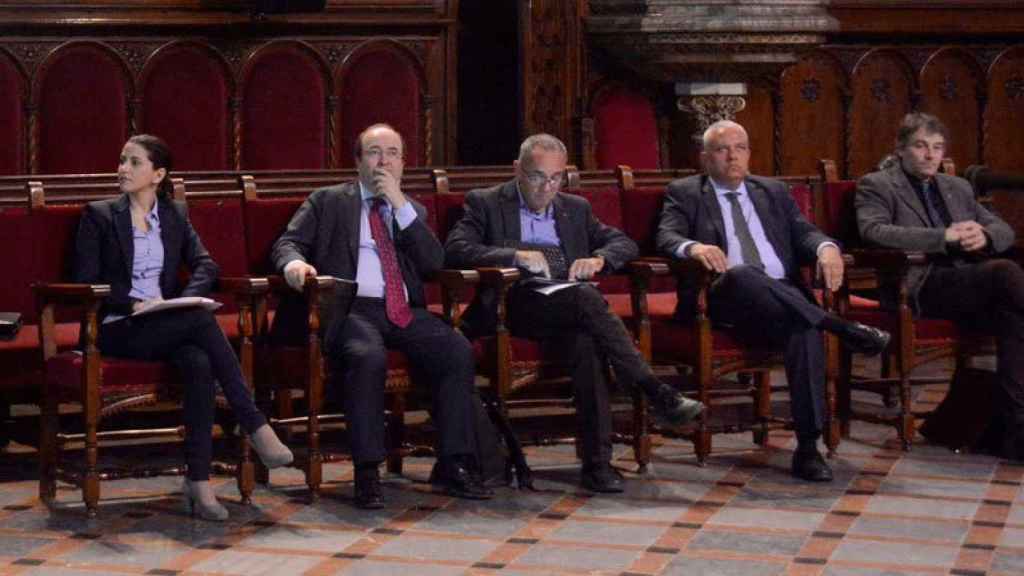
35, 243, 268, 519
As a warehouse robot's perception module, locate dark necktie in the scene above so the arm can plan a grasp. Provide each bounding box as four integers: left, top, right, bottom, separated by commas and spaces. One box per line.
724, 192, 764, 269
368, 198, 412, 328
921, 180, 951, 228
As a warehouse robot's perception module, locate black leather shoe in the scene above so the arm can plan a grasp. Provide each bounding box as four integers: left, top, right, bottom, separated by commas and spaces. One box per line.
840, 321, 891, 356
651, 385, 704, 427
791, 449, 834, 482
580, 463, 625, 493
434, 458, 494, 500
353, 467, 385, 509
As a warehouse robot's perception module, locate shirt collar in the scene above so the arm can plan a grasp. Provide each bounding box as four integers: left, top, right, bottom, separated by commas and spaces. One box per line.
516, 181, 553, 219
710, 177, 748, 198
145, 199, 160, 224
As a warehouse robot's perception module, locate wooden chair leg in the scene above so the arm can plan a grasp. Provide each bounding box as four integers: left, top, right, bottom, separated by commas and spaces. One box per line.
632, 389, 651, 473
386, 394, 405, 476
838, 350, 853, 438
38, 387, 58, 504
237, 435, 255, 505
752, 371, 771, 447
898, 373, 915, 451
83, 392, 100, 518
694, 362, 712, 466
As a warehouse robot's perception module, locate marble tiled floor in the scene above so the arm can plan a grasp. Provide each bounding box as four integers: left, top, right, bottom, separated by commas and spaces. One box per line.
1, 383, 1022, 576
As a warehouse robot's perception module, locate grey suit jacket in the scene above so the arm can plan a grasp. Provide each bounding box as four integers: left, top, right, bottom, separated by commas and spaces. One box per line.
444, 180, 638, 338
855, 164, 1015, 311
270, 182, 443, 343
657, 174, 832, 318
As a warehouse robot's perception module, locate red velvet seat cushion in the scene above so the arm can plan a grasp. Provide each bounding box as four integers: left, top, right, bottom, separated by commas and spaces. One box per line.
473, 336, 544, 378
47, 352, 175, 402
603, 292, 676, 320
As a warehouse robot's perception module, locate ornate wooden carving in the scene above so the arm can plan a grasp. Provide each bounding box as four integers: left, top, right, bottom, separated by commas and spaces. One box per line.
985, 47, 1024, 170
920, 49, 983, 169
778, 54, 847, 176
848, 50, 914, 177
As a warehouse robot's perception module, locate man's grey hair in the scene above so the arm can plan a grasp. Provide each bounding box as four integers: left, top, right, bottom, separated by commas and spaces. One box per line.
701, 120, 747, 150
518, 133, 567, 166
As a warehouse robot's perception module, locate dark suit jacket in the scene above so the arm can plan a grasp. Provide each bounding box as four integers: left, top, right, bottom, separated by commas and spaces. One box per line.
73, 194, 219, 322
270, 182, 443, 343
444, 179, 638, 338
656, 174, 833, 319
855, 163, 1016, 312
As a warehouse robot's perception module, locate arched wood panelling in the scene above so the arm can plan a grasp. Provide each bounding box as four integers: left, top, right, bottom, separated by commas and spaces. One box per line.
734, 83, 773, 176
848, 50, 914, 177
920, 49, 982, 171
35, 42, 131, 174
590, 83, 660, 170
241, 42, 330, 170
339, 42, 425, 168
0, 50, 25, 175
139, 42, 232, 171
779, 54, 847, 177
985, 47, 1024, 171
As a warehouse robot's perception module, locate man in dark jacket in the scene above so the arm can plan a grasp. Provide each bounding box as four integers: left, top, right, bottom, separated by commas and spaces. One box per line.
445, 133, 703, 493
272, 124, 490, 508
856, 112, 1023, 459
658, 120, 889, 482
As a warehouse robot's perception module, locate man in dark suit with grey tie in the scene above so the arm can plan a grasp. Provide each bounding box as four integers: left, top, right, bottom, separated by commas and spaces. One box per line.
657, 120, 890, 482
856, 112, 1023, 460
445, 133, 704, 493
271, 124, 490, 508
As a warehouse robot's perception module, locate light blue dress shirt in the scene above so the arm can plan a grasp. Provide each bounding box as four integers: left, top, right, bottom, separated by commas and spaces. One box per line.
676, 179, 786, 279
106, 201, 163, 324
355, 182, 417, 299
517, 184, 560, 246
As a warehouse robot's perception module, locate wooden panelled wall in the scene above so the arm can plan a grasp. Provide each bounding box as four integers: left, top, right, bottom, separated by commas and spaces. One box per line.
518, 1, 1024, 178
0, 1, 458, 175
767, 44, 1024, 178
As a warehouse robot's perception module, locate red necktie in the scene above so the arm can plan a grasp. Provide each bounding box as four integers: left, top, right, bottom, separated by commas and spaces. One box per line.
368, 198, 413, 328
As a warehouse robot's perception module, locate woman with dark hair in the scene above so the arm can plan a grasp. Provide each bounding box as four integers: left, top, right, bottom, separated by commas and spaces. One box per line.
74, 134, 293, 520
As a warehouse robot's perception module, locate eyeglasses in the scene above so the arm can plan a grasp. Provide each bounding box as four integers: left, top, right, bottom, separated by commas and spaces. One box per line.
363, 147, 403, 161
525, 171, 565, 189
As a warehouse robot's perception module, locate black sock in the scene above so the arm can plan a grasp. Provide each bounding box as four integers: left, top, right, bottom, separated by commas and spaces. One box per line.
796, 435, 820, 454
817, 313, 848, 335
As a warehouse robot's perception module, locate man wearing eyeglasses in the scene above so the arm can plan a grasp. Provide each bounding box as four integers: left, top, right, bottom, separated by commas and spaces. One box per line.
445, 133, 704, 494
271, 124, 490, 508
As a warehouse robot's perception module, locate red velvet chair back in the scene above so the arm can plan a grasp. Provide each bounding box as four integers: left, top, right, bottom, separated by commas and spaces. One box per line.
140, 43, 232, 171
820, 181, 861, 246
434, 192, 467, 244
339, 43, 424, 167
621, 185, 667, 257
35, 43, 130, 174
10, 206, 82, 323
0, 53, 26, 175
592, 85, 660, 170
241, 43, 329, 170
243, 196, 306, 275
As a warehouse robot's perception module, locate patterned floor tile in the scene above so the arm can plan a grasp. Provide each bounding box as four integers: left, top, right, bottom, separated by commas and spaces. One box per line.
371, 534, 500, 563
511, 542, 640, 572
991, 549, 1024, 574
189, 549, 325, 575
56, 538, 189, 570
864, 494, 980, 520
708, 506, 827, 531
687, 528, 807, 556
831, 538, 959, 569
548, 519, 667, 547
333, 560, 467, 575
661, 555, 787, 576
846, 515, 970, 543
236, 525, 363, 553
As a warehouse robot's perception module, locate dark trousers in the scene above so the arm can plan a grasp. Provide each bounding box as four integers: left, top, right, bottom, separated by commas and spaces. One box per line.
323, 298, 475, 465
705, 265, 827, 440
98, 308, 267, 481
918, 259, 1024, 421
508, 283, 657, 465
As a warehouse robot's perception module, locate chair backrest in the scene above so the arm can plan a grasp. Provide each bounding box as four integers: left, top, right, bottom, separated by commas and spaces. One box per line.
817, 159, 862, 247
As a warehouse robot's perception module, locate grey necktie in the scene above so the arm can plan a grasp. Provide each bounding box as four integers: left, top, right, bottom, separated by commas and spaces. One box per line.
724, 192, 764, 269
